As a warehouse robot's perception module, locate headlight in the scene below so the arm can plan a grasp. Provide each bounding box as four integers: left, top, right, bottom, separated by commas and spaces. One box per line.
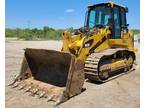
83, 39, 94, 48
84, 43, 90, 47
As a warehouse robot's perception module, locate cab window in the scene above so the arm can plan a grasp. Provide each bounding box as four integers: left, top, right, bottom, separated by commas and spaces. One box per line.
113, 7, 121, 38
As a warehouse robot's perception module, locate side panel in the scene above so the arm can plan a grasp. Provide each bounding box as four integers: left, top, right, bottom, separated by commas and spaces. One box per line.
109, 30, 134, 50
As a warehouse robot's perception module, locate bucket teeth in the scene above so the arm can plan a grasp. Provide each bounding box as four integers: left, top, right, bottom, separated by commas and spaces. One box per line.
24, 86, 32, 92
18, 84, 26, 90
38, 91, 46, 98
32, 89, 38, 94
10, 77, 67, 106
30, 88, 39, 96
8, 80, 16, 86
47, 96, 53, 102
12, 82, 20, 88
53, 100, 61, 107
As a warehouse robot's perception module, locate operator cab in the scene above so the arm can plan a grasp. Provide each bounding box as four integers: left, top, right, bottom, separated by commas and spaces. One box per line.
85, 2, 128, 39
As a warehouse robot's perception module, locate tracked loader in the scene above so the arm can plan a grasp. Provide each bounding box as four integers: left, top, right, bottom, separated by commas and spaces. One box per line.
10, 2, 136, 106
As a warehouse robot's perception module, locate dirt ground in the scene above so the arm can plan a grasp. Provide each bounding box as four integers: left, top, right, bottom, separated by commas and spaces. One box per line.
5, 38, 140, 108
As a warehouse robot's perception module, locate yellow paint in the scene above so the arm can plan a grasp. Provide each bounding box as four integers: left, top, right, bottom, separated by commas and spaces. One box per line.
110, 60, 126, 71
61, 2, 135, 65
62, 25, 135, 63
107, 2, 127, 9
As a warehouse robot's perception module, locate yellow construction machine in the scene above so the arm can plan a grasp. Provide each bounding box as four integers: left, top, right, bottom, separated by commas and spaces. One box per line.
10, 2, 136, 106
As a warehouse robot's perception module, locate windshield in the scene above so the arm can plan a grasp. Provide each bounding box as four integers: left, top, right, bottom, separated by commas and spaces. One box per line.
86, 6, 112, 28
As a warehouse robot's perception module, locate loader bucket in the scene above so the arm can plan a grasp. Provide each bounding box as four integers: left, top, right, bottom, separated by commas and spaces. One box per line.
11, 48, 85, 106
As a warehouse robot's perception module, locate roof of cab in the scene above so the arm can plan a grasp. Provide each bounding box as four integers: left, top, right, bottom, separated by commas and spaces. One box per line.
88, 1, 127, 9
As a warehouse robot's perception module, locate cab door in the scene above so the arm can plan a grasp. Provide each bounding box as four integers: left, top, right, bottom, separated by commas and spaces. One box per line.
113, 6, 121, 38
109, 6, 128, 47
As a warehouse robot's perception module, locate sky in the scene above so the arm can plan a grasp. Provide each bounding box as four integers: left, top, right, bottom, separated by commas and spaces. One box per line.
6, 0, 140, 29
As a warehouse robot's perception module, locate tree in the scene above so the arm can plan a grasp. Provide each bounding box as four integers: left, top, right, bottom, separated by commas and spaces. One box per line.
5, 26, 66, 40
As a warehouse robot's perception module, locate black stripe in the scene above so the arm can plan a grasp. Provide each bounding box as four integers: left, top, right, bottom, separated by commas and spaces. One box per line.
89, 36, 107, 54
